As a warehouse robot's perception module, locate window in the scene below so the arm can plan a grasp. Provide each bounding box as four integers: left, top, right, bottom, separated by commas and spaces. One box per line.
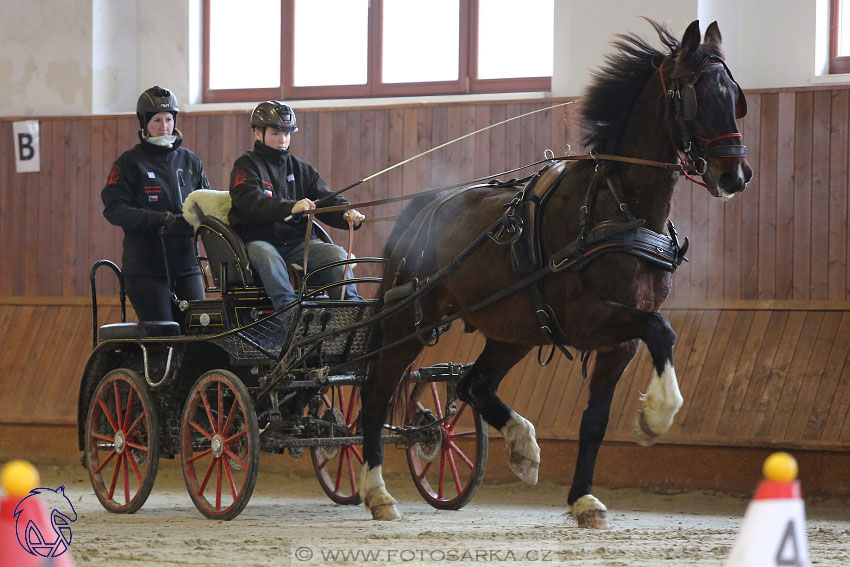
203, 0, 553, 102
830, 0, 850, 73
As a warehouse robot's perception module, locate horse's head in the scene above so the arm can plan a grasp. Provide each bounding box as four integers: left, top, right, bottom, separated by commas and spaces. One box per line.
669, 20, 752, 198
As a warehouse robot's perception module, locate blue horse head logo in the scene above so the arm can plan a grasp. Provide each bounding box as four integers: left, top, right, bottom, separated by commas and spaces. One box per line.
13, 486, 78, 558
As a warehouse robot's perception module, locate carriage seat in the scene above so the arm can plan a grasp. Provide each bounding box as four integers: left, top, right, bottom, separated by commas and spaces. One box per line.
99, 321, 181, 341
183, 189, 335, 294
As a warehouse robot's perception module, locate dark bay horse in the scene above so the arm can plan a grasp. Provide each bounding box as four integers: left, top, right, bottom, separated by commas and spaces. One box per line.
359, 19, 752, 528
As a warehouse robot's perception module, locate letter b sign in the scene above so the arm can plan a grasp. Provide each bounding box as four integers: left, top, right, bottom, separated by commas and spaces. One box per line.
13, 120, 40, 173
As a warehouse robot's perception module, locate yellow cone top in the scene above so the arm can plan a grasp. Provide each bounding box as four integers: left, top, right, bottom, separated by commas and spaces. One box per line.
1, 460, 40, 498
762, 452, 798, 483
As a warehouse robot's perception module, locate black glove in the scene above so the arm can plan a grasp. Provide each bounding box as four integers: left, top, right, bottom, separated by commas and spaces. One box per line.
158, 211, 176, 230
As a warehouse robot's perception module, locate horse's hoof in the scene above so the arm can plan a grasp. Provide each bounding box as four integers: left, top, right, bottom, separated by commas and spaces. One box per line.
371, 503, 402, 521
575, 509, 611, 529
509, 452, 539, 485
570, 494, 610, 529
632, 408, 659, 447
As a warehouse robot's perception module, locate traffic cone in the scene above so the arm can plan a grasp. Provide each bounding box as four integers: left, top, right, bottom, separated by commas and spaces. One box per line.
724, 452, 810, 567
1, 460, 76, 567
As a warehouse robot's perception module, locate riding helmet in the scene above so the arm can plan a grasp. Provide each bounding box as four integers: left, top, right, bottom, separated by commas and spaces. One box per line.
251, 101, 298, 133
136, 86, 179, 130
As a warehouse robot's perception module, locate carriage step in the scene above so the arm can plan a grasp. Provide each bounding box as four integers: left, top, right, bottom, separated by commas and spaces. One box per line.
99, 321, 181, 341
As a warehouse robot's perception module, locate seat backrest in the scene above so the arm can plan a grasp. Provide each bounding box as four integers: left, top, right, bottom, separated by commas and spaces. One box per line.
196, 216, 258, 291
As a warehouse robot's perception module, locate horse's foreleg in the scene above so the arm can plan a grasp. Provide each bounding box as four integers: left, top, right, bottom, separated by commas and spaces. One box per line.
567, 342, 637, 529
360, 339, 423, 521
631, 311, 682, 446
456, 340, 537, 484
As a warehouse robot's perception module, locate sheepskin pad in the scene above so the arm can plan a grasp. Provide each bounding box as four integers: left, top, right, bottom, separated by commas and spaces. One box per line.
183, 189, 232, 228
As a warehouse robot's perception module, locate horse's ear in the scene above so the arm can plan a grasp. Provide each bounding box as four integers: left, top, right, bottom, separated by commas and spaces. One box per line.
704, 21, 722, 46
680, 20, 701, 56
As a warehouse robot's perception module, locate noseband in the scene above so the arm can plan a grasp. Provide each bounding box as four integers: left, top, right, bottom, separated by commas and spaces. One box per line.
659, 55, 747, 180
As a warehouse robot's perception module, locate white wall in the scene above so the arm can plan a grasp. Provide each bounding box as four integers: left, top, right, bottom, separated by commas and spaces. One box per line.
0, 0, 841, 117
0, 0, 92, 116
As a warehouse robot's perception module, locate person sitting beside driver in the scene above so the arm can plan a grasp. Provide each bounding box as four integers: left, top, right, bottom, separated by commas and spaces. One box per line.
228, 101, 365, 310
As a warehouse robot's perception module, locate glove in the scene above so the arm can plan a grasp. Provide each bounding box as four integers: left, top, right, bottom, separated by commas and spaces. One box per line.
158, 211, 176, 230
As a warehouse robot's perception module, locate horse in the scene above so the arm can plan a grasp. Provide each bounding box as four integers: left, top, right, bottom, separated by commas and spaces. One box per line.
358, 19, 752, 528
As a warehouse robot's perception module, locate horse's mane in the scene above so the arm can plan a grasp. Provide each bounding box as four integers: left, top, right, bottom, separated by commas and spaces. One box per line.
582, 19, 680, 154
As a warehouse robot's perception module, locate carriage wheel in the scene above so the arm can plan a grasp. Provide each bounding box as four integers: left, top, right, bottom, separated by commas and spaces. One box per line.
180, 369, 259, 520
406, 381, 488, 510
310, 385, 363, 505
85, 368, 159, 514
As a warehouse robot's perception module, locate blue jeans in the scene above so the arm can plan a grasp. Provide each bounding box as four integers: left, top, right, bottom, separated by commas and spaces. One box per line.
246, 239, 360, 310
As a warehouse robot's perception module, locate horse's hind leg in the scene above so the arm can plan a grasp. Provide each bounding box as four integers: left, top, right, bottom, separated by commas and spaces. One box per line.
567, 342, 637, 529
360, 337, 423, 521
456, 340, 537, 484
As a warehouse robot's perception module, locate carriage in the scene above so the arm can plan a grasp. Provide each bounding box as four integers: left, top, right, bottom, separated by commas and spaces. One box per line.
78, 19, 750, 528
77, 189, 488, 520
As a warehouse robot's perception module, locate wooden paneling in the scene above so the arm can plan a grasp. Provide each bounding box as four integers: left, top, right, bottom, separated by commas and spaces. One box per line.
2, 88, 850, 454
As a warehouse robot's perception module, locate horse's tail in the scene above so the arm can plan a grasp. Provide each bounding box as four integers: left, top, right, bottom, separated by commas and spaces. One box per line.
381, 191, 449, 261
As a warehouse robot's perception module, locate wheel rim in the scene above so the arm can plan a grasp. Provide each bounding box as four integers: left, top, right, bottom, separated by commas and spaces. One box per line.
311, 385, 363, 505
181, 370, 258, 520
407, 381, 487, 509
85, 369, 158, 514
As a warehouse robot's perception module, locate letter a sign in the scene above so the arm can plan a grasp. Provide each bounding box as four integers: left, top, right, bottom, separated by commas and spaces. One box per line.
13, 119, 40, 173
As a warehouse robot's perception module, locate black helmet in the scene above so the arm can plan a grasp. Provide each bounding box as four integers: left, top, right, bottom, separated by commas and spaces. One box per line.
251, 101, 298, 132
137, 86, 179, 130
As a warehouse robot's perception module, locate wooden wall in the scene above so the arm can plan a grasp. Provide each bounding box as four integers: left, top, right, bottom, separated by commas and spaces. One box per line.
1, 89, 849, 454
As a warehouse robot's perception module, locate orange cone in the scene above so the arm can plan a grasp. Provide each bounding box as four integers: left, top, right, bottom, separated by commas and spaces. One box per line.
1, 460, 76, 567
724, 452, 810, 567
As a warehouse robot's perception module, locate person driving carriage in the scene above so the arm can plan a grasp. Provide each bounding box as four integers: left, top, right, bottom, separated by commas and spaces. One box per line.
102, 85, 210, 322
228, 101, 365, 310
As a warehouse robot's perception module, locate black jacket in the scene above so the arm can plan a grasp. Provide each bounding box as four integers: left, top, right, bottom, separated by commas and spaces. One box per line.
228, 141, 358, 244
102, 132, 210, 277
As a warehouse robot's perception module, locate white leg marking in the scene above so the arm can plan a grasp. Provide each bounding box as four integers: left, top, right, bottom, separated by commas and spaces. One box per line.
570, 494, 610, 529
501, 412, 540, 485
359, 464, 397, 511
640, 362, 683, 435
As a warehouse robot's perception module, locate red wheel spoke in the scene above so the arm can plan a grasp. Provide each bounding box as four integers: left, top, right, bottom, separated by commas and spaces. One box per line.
437, 445, 447, 499
315, 453, 329, 471
345, 387, 359, 423
189, 420, 214, 440
446, 446, 462, 495
98, 399, 120, 432
216, 458, 223, 510
199, 390, 216, 434
187, 447, 213, 464
450, 430, 477, 438
220, 398, 239, 438
345, 448, 357, 494
337, 387, 349, 421
123, 454, 131, 504
450, 403, 469, 429
223, 458, 238, 502
125, 413, 146, 437
198, 457, 216, 494
417, 455, 434, 480
334, 448, 346, 492
449, 441, 475, 469
108, 452, 123, 499
217, 382, 223, 433
113, 382, 124, 429
320, 392, 332, 408
430, 383, 444, 419
127, 451, 144, 483
93, 449, 117, 475
123, 386, 136, 434
224, 429, 248, 444
90, 432, 115, 443
349, 444, 364, 464
125, 441, 149, 452
222, 448, 248, 470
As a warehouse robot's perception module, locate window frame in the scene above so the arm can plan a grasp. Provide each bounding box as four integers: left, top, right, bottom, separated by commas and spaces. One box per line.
203, 0, 552, 102
830, 0, 850, 73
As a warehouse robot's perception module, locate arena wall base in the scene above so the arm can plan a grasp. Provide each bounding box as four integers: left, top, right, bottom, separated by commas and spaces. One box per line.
2, 425, 847, 497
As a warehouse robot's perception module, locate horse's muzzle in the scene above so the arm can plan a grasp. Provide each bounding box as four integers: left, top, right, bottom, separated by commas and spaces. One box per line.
708, 157, 752, 197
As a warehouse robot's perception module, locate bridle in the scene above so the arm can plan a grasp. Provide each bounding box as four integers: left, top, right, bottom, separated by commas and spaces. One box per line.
659, 54, 748, 187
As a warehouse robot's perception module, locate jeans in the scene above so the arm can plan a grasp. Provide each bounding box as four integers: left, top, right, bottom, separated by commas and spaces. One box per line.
246, 239, 360, 310
125, 273, 205, 322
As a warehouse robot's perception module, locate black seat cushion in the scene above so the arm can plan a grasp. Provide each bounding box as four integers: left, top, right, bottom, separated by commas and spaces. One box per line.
99, 321, 181, 341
